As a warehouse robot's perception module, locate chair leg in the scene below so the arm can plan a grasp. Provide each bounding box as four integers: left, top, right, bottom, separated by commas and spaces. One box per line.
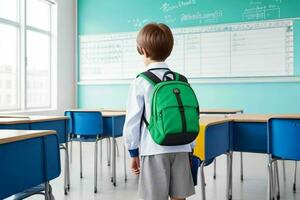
80, 142, 83, 178
70, 140, 73, 163
274, 161, 280, 199
282, 161, 286, 182
240, 152, 244, 181
94, 140, 98, 193
213, 158, 217, 179
100, 140, 103, 162
293, 161, 297, 192
124, 144, 127, 182
268, 157, 274, 200
107, 138, 111, 166
115, 140, 120, 157
200, 162, 206, 200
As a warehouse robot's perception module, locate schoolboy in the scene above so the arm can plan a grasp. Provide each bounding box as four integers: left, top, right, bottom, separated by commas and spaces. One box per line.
123, 23, 195, 200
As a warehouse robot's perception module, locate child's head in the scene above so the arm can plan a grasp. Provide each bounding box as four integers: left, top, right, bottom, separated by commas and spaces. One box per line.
137, 23, 173, 65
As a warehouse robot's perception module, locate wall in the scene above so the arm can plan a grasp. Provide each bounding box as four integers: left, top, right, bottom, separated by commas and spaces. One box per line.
26, 0, 76, 115
77, 0, 300, 114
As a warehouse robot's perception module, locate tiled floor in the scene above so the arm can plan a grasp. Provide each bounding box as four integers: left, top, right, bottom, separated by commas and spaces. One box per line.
27, 138, 299, 200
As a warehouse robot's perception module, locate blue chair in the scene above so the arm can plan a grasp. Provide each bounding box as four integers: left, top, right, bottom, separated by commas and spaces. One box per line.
267, 118, 300, 200
194, 120, 232, 200
66, 111, 104, 193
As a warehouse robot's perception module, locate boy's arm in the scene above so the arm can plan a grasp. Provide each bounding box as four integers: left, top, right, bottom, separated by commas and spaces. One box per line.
123, 78, 144, 158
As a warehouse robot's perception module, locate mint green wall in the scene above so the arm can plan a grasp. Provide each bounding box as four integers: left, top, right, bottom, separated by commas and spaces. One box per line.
78, 82, 300, 114
77, 0, 300, 114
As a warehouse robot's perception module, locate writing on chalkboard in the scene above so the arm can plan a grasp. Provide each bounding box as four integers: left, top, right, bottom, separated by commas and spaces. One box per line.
181, 10, 223, 24
243, 0, 282, 21
160, 0, 196, 13
128, 18, 150, 29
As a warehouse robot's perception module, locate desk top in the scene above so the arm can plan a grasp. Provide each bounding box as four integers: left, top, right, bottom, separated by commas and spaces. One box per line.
200, 117, 232, 126
29, 115, 69, 123
65, 109, 126, 117
0, 118, 30, 125
230, 114, 300, 122
0, 115, 68, 125
65, 108, 125, 112
200, 108, 243, 114
0, 130, 56, 144
0, 115, 29, 118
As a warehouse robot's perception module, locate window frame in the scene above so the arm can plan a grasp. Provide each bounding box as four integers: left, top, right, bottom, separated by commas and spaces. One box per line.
0, 0, 57, 113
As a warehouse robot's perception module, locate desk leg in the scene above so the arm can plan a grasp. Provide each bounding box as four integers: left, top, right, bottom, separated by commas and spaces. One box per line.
107, 138, 111, 166
213, 159, 217, 179
282, 161, 286, 182
60, 144, 70, 195
94, 140, 98, 193
293, 162, 297, 192
80, 142, 83, 178
268, 156, 275, 200
230, 152, 233, 198
240, 152, 244, 181
66, 142, 70, 191
274, 161, 280, 199
124, 144, 127, 182
112, 137, 117, 186
226, 152, 233, 200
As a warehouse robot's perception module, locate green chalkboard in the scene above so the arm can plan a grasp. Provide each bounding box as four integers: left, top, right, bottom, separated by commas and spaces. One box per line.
78, 0, 300, 34
77, 0, 300, 114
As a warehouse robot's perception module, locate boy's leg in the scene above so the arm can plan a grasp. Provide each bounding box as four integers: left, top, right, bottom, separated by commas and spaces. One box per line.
169, 152, 195, 199
138, 154, 172, 200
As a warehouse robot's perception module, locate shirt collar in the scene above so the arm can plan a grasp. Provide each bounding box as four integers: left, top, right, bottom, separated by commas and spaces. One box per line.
146, 62, 169, 70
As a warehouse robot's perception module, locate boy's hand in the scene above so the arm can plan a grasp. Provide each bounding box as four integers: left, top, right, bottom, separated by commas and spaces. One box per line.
131, 156, 140, 175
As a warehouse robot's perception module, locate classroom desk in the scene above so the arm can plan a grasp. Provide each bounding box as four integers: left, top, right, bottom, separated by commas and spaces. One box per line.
200, 108, 243, 115
199, 108, 243, 179
0, 115, 70, 195
194, 117, 232, 200
194, 114, 300, 200
230, 114, 300, 153
65, 109, 126, 186
102, 111, 126, 186
0, 130, 60, 200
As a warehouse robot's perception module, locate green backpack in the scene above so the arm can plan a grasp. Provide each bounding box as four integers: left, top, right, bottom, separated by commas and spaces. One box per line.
138, 69, 200, 146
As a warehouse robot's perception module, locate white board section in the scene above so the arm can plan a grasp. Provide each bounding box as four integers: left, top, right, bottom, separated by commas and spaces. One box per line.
79, 20, 294, 81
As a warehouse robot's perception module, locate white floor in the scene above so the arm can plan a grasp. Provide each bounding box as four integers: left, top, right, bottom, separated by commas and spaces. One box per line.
27, 138, 299, 200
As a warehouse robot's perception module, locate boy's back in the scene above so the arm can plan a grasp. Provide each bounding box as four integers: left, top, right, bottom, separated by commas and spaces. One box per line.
123, 23, 196, 200
124, 62, 194, 157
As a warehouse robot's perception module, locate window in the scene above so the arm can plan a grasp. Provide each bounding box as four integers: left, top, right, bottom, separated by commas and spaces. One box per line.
0, 0, 57, 112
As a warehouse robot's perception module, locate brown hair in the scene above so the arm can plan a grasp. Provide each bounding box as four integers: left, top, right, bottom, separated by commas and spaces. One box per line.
137, 23, 174, 61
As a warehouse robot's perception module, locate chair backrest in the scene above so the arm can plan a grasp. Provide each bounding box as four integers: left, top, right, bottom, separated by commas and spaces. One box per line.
268, 118, 300, 160
66, 111, 103, 136
64, 111, 73, 134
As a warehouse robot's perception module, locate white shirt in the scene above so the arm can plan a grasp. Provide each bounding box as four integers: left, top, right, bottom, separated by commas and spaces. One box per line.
123, 62, 194, 157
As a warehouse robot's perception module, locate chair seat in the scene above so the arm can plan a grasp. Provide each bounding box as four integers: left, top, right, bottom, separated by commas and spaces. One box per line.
71, 136, 101, 142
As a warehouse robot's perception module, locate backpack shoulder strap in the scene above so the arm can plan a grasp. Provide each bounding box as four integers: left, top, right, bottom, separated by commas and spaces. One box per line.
174, 72, 188, 83
137, 71, 161, 86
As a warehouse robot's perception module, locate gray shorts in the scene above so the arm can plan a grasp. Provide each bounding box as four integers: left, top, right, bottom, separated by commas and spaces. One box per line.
138, 152, 195, 200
